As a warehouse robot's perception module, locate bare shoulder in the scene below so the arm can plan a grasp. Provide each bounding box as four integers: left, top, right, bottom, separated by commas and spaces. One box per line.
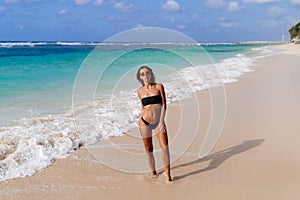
155, 82, 163, 87
155, 83, 164, 90
137, 87, 142, 94
137, 87, 144, 97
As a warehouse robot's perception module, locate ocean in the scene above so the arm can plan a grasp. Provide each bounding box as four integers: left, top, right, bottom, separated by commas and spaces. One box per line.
0, 41, 277, 181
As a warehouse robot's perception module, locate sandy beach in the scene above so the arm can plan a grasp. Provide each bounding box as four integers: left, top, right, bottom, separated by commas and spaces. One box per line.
0, 44, 299, 200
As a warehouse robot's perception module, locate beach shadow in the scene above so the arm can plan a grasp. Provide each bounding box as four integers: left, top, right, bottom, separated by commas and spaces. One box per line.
172, 138, 265, 181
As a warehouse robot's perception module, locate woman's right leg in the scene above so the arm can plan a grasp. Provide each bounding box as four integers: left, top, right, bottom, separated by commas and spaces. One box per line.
139, 125, 156, 176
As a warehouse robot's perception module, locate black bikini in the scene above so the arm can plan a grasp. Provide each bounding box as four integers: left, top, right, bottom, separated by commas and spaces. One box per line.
142, 95, 162, 106
141, 95, 162, 129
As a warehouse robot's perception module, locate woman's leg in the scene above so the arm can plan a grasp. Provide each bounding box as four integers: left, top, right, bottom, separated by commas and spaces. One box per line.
139, 125, 156, 176
156, 128, 172, 182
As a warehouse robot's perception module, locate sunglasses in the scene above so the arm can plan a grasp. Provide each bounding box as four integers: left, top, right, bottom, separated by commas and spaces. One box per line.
140, 71, 150, 77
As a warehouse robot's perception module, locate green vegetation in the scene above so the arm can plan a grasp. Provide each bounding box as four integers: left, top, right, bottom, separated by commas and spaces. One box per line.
289, 21, 300, 41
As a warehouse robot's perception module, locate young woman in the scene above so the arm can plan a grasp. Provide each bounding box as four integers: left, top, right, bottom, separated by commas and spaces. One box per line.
136, 66, 172, 183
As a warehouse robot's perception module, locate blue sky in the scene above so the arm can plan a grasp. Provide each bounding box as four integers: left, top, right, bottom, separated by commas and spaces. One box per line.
0, 0, 299, 42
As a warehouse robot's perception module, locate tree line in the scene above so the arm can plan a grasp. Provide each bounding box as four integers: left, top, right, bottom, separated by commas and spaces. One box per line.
289, 21, 300, 41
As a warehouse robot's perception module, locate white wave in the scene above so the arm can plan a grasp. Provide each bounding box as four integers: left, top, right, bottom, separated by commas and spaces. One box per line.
0, 42, 48, 48
164, 53, 254, 101
0, 113, 79, 181
98, 42, 198, 46
55, 42, 100, 46
0, 41, 100, 48
199, 42, 238, 46
251, 45, 278, 59
0, 41, 270, 48
0, 91, 141, 181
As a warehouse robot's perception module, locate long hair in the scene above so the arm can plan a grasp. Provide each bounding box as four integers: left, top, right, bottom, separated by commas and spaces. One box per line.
136, 66, 156, 86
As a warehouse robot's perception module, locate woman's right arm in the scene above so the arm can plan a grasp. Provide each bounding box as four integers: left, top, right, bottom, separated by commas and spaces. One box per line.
137, 88, 144, 118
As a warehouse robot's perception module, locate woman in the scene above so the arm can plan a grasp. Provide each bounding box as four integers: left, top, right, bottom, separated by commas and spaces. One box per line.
136, 66, 172, 183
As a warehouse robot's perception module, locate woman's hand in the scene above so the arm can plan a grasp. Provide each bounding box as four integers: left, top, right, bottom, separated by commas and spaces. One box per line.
157, 121, 166, 133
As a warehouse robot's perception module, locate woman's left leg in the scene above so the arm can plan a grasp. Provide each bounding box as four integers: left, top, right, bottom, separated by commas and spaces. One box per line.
156, 129, 172, 182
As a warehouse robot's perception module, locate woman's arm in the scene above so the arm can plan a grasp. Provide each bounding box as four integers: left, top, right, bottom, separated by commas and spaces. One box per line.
137, 88, 144, 119
158, 83, 167, 132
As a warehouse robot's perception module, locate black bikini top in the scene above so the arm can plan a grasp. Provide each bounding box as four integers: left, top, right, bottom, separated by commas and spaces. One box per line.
141, 95, 162, 106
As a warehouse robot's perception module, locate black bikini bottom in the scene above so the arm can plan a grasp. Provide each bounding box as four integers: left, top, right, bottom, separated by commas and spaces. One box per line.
141, 117, 159, 130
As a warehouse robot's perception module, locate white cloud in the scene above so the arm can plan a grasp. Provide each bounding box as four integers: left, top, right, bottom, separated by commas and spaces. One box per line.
221, 22, 240, 27
243, 0, 278, 4
114, 2, 133, 11
228, 1, 239, 11
59, 9, 67, 15
93, 0, 103, 6
206, 0, 224, 9
290, 0, 300, 5
269, 6, 286, 16
162, 0, 180, 11
74, 0, 90, 5
0, 6, 7, 12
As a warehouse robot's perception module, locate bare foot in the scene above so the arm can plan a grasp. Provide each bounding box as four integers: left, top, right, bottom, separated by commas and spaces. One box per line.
151, 174, 158, 178
151, 172, 158, 178
163, 172, 173, 183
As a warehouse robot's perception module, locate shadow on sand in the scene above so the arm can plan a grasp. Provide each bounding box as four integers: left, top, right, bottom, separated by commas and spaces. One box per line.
172, 138, 265, 181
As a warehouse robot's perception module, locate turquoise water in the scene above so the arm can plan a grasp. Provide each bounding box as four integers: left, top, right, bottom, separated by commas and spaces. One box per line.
0, 42, 270, 126
0, 46, 90, 125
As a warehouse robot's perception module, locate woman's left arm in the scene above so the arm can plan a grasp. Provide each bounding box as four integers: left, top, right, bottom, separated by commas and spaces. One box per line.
158, 83, 167, 132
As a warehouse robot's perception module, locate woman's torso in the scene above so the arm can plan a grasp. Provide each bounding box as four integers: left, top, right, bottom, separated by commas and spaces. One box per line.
139, 84, 162, 125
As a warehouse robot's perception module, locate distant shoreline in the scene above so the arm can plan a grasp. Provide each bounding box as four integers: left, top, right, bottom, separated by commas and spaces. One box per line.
0, 41, 286, 47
